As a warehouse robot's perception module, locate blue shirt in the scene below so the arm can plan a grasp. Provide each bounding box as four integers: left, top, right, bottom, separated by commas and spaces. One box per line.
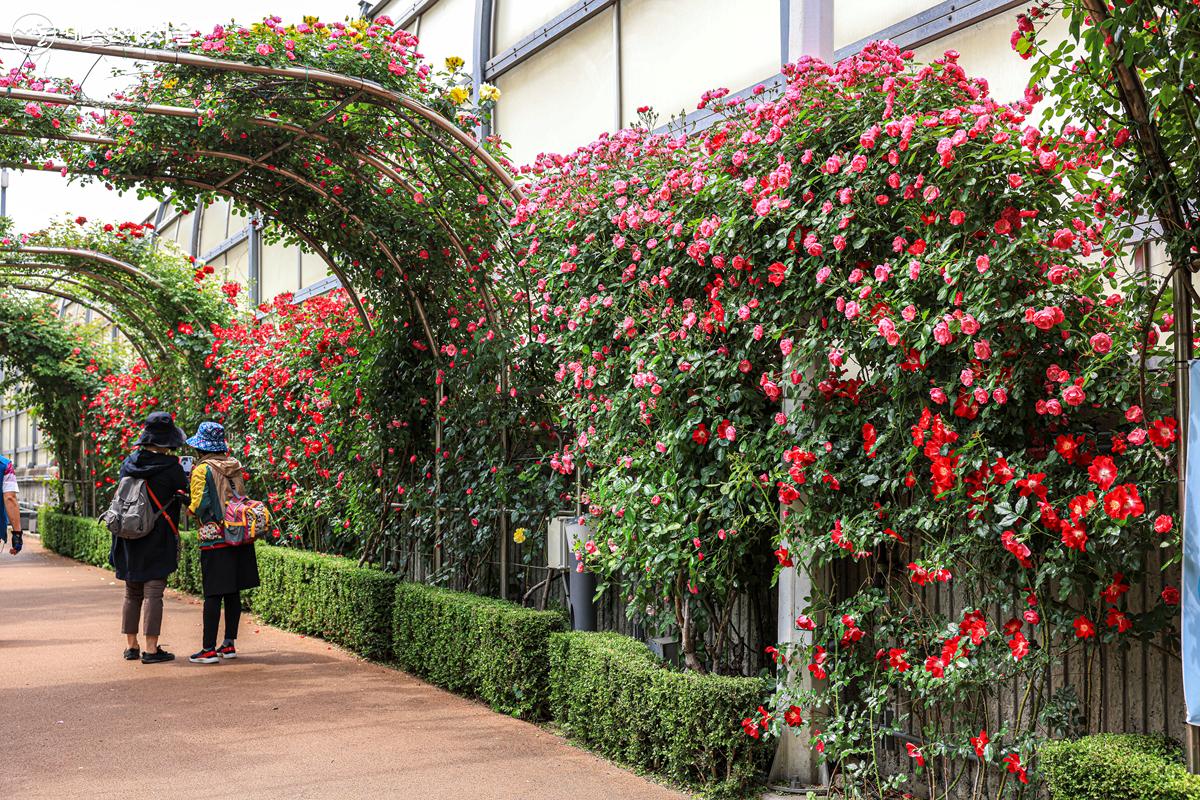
0, 455, 12, 533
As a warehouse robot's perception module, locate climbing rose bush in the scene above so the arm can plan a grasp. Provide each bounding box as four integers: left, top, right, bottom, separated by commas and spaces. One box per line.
516, 42, 1175, 794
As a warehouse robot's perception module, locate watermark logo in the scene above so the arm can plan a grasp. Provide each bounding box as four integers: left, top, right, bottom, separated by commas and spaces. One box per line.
8, 13, 55, 58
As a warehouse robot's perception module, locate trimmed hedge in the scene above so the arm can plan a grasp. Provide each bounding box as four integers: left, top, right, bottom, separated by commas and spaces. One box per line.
38, 509, 397, 660
392, 583, 567, 718
39, 507, 110, 567
250, 546, 400, 661
549, 631, 770, 798
1042, 734, 1200, 800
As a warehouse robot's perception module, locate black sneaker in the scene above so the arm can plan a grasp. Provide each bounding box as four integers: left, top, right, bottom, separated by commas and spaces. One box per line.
141, 647, 175, 664
189, 648, 220, 664
216, 643, 237, 660
123, 647, 140, 661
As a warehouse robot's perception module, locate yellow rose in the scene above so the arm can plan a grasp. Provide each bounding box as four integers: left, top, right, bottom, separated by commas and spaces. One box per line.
479, 84, 501, 102
445, 55, 465, 72
448, 86, 471, 106
513, 527, 527, 544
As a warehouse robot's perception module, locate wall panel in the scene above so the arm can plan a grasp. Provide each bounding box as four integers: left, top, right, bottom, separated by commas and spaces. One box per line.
416, 0, 477, 74
911, 10, 1068, 105
494, 0, 580, 51
261, 237, 301, 301
494, 7, 616, 167
620, 0, 777, 126
834, 0, 943, 50
197, 199, 232, 257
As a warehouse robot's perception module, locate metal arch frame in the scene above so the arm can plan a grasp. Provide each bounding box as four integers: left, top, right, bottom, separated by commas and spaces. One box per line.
2, 87, 507, 329
0, 262, 173, 322
2, 33, 522, 201
0, 282, 161, 368
11, 246, 169, 292
0, 148, 385, 335
0, 126, 495, 347
0, 266, 177, 357
7, 157, 377, 333
0, 104, 505, 341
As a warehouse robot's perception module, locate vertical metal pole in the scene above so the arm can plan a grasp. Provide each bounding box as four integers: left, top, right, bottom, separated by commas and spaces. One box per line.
613, 0, 623, 130
189, 206, 203, 259
248, 214, 262, 307
472, 0, 494, 140
498, 366, 509, 600
433, 379, 444, 574
0, 168, 9, 217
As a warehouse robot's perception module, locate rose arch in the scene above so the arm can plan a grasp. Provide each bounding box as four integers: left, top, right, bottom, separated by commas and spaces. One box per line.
0, 16, 551, 574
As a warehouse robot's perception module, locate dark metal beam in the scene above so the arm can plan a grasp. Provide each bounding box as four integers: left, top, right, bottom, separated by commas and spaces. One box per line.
369, 0, 440, 29
653, 74, 787, 138
834, 0, 1026, 61
473, 0, 494, 139
484, 0, 616, 81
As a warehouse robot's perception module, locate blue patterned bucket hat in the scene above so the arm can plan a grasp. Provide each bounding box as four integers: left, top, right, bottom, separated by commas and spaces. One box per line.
186, 421, 228, 453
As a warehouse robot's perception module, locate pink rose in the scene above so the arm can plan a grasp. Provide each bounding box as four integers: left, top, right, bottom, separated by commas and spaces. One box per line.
1089, 332, 1113, 354
930, 388, 948, 404
973, 341, 992, 360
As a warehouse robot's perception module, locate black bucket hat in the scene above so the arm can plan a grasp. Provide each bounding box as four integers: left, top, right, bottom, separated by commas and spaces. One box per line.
134, 411, 187, 450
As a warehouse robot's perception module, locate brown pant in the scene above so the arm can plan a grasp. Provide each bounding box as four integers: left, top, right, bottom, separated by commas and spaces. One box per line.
122, 579, 166, 637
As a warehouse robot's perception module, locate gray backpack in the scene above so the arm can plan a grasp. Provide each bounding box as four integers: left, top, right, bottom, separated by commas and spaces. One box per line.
100, 477, 175, 540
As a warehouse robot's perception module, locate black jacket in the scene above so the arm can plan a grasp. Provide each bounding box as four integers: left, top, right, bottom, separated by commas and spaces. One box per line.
109, 450, 188, 582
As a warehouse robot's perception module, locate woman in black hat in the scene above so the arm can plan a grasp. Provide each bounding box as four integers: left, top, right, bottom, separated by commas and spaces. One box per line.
110, 411, 189, 664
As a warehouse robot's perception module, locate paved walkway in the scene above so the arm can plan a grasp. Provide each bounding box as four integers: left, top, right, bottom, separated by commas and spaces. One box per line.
0, 540, 687, 800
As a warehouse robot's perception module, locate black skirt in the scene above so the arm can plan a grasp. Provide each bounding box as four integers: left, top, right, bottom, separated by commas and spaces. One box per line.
200, 544, 260, 597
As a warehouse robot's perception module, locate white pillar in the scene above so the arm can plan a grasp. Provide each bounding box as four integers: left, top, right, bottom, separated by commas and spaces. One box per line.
769, 3, 834, 790
769, 559, 825, 788
786, 0, 834, 65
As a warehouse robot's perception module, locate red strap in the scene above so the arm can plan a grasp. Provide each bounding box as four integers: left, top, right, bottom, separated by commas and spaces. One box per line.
146, 485, 180, 537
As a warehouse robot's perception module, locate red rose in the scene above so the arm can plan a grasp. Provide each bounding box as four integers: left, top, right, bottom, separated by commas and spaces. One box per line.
1087, 456, 1118, 490
1149, 418, 1178, 448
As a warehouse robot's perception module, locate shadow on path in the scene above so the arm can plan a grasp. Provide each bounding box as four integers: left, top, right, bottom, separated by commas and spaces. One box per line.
0, 541, 687, 800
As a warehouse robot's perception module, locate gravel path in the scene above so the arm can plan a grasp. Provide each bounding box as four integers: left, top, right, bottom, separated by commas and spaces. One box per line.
0, 539, 687, 800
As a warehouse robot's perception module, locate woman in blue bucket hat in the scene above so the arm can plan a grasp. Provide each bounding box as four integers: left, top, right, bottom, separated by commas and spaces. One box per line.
184, 421, 260, 664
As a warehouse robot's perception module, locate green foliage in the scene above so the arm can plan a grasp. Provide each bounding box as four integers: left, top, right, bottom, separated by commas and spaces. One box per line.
1041, 734, 1200, 800
0, 294, 110, 488
38, 507, 110, 566
250, 545, 400, 661
392, 583, 566, 718
548, 631, 770, 798
169, 532, 204, 595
